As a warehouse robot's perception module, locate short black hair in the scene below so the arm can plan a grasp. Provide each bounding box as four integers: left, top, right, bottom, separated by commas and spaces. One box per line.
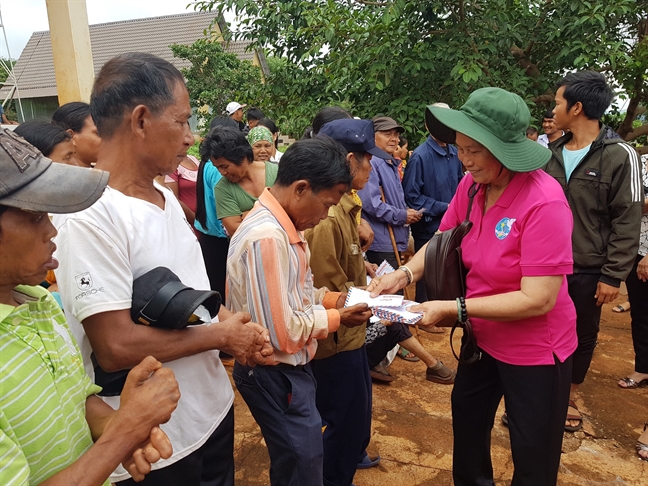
556, 71, 613, 120
275, 137, 351, 193
311, 106, 352, 136
398, 135, 408, 147
526, 126, 539, 136
246, 107, 265, 122
0, 204, 9, 235
52, 102, 92, 133
195, 127, 253, 229
90, 52, 185, 138
543, 109, 555, 120
200, 126, 253, 166
14, 121, 71, 157
209, 116, 239, 130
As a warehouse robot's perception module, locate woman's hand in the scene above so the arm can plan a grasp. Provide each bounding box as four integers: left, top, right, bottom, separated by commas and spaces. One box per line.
408, 301, 456, 327
366, 270, 409, 297
638, 254, 648, 282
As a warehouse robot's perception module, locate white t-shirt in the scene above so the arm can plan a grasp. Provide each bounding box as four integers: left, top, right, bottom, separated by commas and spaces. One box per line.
53, 184, 233, 481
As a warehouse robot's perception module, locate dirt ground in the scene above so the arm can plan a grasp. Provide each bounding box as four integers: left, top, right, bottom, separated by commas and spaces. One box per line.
229, 295, 648, 485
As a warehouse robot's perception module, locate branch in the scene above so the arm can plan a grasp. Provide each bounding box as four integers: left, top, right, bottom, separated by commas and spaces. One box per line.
510, 45, 541, 78
354, 0, 389, 5
624, 123, 648, 141
636, 145, 648, 156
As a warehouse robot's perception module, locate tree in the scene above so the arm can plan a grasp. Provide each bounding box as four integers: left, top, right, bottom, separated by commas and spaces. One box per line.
192, 0, 648, 151
171, 38, 263, 132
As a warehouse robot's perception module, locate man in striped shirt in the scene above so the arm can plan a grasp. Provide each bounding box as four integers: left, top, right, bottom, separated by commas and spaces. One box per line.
227, 137, 372, 486
0, 128, 180, 485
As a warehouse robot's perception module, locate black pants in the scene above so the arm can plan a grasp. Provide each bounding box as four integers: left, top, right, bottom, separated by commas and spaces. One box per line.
568, 273, 603, 384
311, 348, 372, 486
365, 322, 412, 369
118, 406, 234, 486
451, 351, 572, 486
626, 254, 648, 373
198, 233, 229, 296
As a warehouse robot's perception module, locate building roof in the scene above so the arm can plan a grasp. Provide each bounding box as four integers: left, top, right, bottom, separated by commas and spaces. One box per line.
0, 11, 267, 99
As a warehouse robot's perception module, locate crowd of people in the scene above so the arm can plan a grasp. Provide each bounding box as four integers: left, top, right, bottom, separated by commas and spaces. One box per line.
1, 51, 647, 486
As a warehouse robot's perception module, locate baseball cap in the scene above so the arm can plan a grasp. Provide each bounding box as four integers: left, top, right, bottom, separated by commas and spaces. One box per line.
371, 116, 405, 133
0, 128, 108, 213
318, 119, 392, 160
225, 101, 247, 116
131, 266, 221, 329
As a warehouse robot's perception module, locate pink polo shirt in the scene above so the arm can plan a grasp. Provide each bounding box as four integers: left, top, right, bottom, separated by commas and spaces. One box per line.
439, 171, 577, 365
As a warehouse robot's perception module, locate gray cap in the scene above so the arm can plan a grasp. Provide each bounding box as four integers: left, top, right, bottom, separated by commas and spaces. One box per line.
0, 128, 108, 213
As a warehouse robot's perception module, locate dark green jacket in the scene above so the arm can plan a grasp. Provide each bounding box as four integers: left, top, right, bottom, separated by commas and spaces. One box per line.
544, 125, 643, 286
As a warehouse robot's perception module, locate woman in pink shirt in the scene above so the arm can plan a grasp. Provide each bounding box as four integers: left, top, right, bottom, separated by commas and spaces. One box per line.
367, 88, 577, 486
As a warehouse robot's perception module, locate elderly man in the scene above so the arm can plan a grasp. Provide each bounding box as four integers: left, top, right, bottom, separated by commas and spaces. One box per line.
54, 53, 272, 486
304, 119, 390, 485
227, 137, 372, 486
357, 116, 422, 271
0, 128, 180, 485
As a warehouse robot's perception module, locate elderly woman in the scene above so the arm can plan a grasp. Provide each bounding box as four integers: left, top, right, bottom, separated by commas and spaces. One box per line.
247, 125, 275, 162
209, 126, 278, 236
367, 88, 577, 486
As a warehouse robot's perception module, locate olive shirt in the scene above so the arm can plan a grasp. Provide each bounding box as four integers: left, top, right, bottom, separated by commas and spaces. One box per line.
215, 161, 279, 220
305, 193, 367, 359
0, 285, 107, 486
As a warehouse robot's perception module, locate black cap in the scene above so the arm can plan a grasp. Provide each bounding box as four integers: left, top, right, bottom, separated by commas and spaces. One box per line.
131, 267, 221, 329
318, 118, 393, 160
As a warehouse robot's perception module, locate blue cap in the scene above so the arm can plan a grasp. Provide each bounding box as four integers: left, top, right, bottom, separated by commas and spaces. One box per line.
318, 119, 393, 161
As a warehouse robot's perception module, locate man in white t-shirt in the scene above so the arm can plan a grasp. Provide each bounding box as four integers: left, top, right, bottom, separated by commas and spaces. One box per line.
54, 53, 273, 486
537, 109, 565, 148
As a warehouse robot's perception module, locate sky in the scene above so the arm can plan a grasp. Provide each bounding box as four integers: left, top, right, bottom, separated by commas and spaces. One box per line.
0, 0, 212, 59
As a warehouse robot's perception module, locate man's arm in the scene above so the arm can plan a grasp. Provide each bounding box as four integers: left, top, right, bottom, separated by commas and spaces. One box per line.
83, 310, 271, 371
402, 152, 449, 217
39, 357, 180, 486
357, 163, 408, 225
599, 145, 643, 290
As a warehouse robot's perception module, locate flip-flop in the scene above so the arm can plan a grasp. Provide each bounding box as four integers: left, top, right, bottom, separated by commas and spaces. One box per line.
397, 348, 420, 362
565, 399, 583, 432
357, 452, 381, 469
612, 303, 630, 313
618, 377, 648, 389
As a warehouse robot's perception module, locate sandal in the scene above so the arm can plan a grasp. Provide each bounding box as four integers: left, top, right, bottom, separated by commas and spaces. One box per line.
426, 360, 456, 384
637, 423, 648, 462
397, 348, 420, 362
612, 302, 630, 313
618, 377, 648, 389
565, 399, 583, 432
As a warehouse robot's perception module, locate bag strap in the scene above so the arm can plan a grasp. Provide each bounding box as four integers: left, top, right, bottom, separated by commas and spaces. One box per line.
464, 182, 481, 222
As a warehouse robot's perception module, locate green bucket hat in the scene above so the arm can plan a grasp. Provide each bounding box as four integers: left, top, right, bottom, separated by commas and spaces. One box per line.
425, 87, 551, 172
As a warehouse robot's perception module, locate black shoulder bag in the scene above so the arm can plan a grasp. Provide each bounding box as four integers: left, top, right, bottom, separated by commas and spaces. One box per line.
424, 182, 482, 364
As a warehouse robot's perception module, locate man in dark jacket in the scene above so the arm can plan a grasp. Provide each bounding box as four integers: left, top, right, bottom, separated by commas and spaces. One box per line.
402, 103, 464, 301
544, 70, 643, 432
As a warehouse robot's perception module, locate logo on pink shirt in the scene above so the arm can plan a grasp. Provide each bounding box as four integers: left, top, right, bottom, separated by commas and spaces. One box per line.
495, 218, 516, 240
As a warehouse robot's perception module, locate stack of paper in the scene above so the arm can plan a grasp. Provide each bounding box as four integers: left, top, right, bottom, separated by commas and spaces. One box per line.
344, 288, 423, 325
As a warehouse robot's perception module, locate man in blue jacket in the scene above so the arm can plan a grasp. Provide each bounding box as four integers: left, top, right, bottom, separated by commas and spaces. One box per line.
402, 103, 464, 301
357, 116, 422, 271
